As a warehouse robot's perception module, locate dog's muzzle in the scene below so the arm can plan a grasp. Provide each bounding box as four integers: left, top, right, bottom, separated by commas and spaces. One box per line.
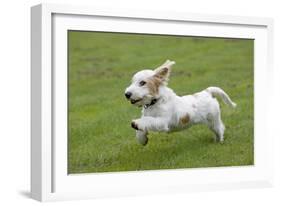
125, 92, 132, 99
130, 99, 141, 104
125, 92, 142, 105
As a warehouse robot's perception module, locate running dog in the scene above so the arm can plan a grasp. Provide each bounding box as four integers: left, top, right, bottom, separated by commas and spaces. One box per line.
125, 60, 236, 145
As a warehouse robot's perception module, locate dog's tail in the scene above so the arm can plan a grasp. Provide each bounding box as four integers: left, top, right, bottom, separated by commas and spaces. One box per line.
206, 87, 237, 108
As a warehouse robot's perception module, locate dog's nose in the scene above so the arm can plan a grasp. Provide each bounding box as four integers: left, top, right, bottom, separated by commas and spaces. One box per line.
125, 92, 132, 99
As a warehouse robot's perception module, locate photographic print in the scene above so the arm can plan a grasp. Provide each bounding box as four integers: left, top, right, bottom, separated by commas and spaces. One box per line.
68, 31, 254, 174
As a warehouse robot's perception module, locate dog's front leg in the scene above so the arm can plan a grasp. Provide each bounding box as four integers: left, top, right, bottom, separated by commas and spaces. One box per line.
136, 130, 148, 145
131, 117, 169, 132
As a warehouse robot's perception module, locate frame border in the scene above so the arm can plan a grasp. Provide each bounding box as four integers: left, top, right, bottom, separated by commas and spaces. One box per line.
31, 3, 274, 201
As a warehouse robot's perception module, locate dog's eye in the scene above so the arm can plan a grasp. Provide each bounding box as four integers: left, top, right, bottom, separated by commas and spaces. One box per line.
139, 81, 146, 86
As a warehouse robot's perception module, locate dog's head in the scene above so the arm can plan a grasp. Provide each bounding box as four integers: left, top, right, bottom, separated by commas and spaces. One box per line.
125, 60, 175, 107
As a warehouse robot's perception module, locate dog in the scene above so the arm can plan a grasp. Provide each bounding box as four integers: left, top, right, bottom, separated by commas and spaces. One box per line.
125, 60, 236, 145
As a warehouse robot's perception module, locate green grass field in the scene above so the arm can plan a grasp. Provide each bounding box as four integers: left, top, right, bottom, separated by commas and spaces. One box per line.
68, 31, 254, 174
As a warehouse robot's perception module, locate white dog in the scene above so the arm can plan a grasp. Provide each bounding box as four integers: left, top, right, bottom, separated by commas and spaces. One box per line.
125, 60, 236, 145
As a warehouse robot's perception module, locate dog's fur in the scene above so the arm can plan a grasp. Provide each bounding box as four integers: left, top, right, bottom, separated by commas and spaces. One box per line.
125, 60, 236, 145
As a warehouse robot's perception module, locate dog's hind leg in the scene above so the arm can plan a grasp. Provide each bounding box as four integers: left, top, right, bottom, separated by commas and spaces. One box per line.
208, 112, 225, 143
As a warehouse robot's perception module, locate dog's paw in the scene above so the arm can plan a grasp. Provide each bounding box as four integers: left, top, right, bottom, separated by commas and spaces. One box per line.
131, 119, 145, 131
131, 121, 139, 130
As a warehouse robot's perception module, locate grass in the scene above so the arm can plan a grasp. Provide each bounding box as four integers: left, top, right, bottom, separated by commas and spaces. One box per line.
68, 31, 254, 174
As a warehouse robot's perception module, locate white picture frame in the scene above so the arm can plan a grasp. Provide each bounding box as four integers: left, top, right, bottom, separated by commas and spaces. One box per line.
31, 3, 274, 202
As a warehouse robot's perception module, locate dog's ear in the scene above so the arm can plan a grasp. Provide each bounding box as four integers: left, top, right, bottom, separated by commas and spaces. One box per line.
154, 60, 175, 83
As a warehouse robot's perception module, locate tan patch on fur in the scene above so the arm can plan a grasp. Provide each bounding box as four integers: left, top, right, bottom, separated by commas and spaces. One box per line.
146, 76, 162, 95
154, 67, 168, 80
180, 114, 190, 125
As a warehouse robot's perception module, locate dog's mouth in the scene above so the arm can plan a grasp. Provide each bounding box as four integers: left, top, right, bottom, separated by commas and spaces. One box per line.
130, 98, 142, 104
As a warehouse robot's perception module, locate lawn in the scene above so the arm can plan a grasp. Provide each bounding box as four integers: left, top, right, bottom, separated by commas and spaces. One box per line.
68, 31, 254, 174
